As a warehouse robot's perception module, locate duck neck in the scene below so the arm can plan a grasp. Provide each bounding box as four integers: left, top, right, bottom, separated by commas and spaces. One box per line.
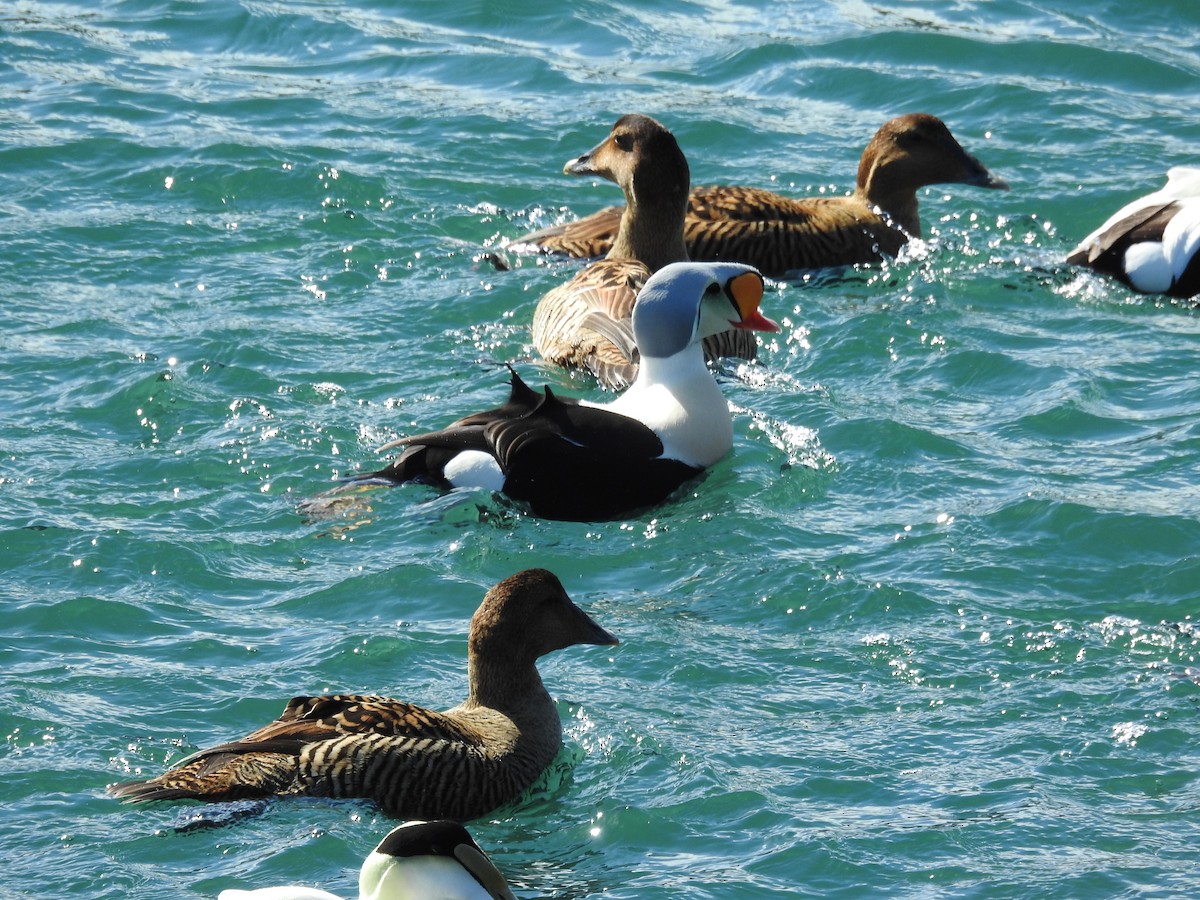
856, 159, 921, 236
608, 183, 689, 271
465, 653, 551, 716
608, 349, 732, 468
631, 348, 712, 390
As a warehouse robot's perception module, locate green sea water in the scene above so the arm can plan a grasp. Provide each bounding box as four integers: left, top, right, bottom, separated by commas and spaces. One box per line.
2, 1, 1199, 897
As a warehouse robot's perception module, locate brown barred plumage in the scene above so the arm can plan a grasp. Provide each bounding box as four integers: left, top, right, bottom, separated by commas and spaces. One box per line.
109, 569, 618, 821
517, 113, 1008, 278
528, 114, 759, 391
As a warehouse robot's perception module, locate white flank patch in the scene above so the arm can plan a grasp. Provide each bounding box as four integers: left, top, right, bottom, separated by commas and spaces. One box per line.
1123, 241, 1172, 294
442, 450, 505, 492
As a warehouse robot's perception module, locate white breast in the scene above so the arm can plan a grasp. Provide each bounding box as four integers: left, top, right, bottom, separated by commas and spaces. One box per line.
1162, 200, 1200, 281
599, 352, 734, 468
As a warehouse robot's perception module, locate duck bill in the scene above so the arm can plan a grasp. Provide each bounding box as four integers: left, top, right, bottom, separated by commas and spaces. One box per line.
734, 310, 781, 332
576, 606, 619, 646
563, 139, 606, 176
585, 618, 620, 647
962, 154, 1010, 191
726, 270, 781, 332
564, 153, 596, 176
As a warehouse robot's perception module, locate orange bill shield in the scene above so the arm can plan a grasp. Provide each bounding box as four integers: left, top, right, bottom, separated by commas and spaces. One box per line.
727, 271, 780, 332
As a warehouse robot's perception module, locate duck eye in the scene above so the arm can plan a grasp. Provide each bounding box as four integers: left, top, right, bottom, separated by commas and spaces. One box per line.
613, 133, 634, 151
704, 282, 722, 295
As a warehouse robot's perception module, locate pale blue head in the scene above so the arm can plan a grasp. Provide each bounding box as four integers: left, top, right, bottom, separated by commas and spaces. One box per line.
631, 261, 777, 359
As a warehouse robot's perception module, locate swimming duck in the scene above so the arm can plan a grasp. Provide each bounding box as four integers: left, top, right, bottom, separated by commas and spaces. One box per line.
517, 113, 1008, 277
217, 819, 516, 900
320, 262, 776, 522
109, 569, 617, 820
528, 114, 760, 390
1066, 166, 1200, 299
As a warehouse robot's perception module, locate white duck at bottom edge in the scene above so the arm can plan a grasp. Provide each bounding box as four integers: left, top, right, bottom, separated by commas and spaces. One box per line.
217, 820, 516, 900
1067, 165, 1200, 299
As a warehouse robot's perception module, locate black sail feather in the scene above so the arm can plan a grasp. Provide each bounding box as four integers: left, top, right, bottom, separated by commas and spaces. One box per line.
486, 386, 701, 521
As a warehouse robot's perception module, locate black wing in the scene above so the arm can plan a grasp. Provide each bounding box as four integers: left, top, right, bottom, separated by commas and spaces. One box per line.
489, 386, 701, 521
339, 370, 700, 520
1066, 201, 1178, 276
361, 368, 544, 486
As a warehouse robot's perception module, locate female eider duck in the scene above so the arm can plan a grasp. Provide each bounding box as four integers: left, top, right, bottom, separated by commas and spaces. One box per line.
217, 820, 516, 900
528, 114, 760, 390
322, 261, 776, 522
518, 113, 1008, 278
1066, 166, 1200, 299
109, 569, 617, 820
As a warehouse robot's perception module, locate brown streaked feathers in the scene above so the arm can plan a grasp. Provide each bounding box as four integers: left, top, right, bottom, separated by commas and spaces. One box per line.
109, 569, 618, 821
529, 114, 759, 390
518, 113, 1008, 278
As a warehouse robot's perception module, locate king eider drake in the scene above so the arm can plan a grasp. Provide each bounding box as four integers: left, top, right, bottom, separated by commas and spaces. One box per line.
1066, 166, 1200, 299
217, 820, 515, 900
518, 113, 1009, 278
316, 262, 776, 522
109, 569, 618, 820
528, 114, 760, 390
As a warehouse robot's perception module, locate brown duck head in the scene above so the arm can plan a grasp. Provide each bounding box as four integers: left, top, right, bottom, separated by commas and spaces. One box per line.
468, 568, 618, 678
562, 113, 691, 270
856, 112, 1008, 235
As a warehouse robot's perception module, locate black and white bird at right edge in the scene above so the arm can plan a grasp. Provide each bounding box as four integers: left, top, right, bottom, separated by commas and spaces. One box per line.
1067, 166, 1200, 299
